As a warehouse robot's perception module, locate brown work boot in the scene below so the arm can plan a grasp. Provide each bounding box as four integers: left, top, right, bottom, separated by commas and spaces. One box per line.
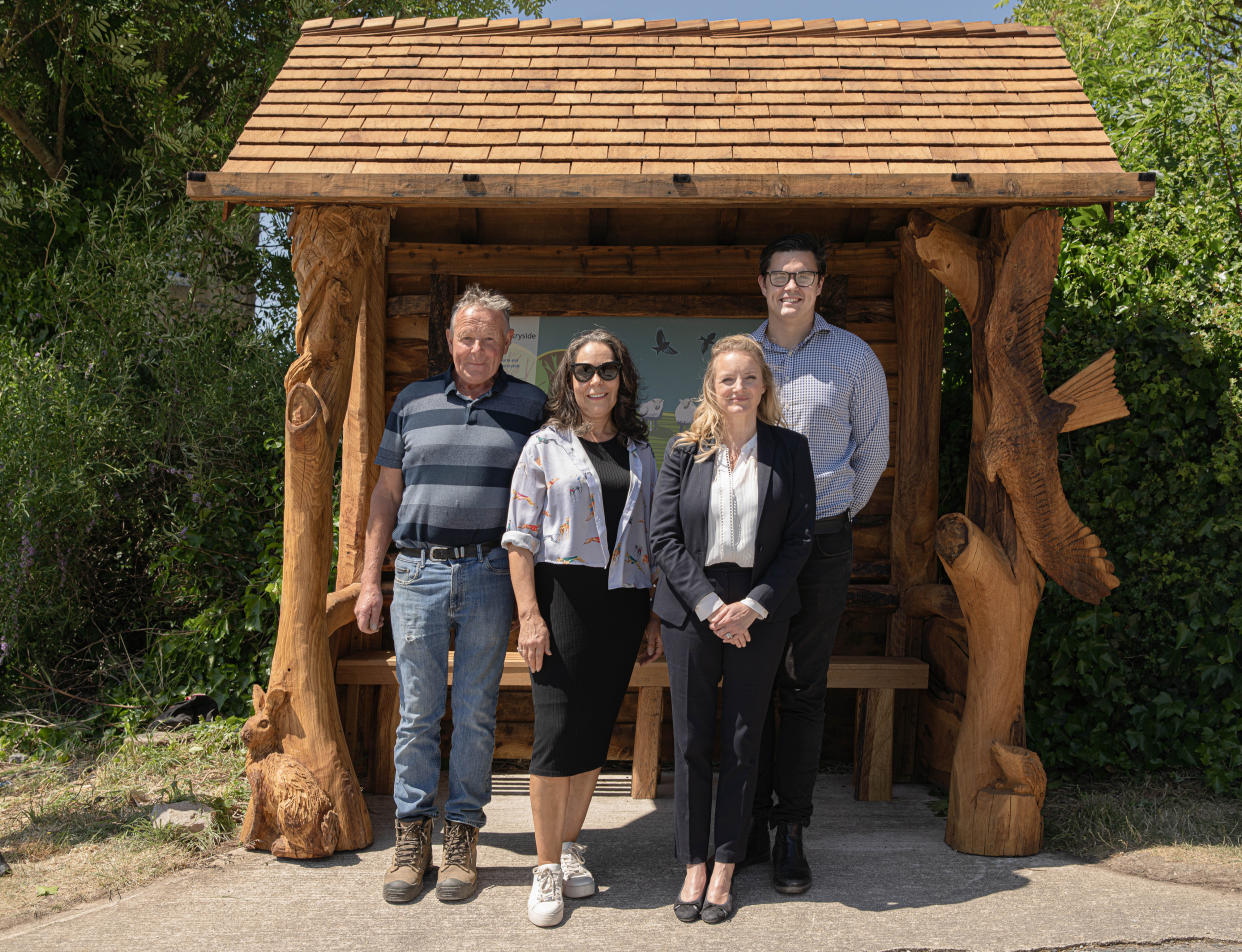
436, 819, 479, 901
383, 817, 432, 903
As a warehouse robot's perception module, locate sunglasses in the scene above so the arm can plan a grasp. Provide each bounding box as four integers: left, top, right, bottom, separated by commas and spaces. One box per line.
571, 361, 622, 383
765, 270, 822, 287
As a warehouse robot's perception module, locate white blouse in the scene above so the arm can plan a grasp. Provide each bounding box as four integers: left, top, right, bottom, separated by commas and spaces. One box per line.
705, 434, 759, 567
693, 434, 769, 622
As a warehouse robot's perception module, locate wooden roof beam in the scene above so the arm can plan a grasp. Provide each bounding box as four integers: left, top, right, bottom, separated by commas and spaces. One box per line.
186, 171, 1157, 208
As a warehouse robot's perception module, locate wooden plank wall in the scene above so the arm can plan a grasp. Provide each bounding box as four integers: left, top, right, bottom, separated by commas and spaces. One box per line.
347, 204, 929, 793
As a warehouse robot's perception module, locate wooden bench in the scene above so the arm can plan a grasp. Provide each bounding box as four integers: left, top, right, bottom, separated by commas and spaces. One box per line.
335, 650, 927, 801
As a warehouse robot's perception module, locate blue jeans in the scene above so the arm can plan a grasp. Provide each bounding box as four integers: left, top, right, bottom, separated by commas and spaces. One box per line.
390, 546, 513, 828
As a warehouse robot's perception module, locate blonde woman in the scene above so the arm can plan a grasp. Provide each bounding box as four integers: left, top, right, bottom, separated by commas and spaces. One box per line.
649, 335, 814, 924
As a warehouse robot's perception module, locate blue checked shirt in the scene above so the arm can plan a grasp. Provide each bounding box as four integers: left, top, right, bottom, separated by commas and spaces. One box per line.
754, 313, 890, 520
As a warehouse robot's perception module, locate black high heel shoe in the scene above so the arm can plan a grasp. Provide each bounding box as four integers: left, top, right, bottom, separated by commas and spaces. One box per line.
673, 884, 707, 923
700, 891, 736, 924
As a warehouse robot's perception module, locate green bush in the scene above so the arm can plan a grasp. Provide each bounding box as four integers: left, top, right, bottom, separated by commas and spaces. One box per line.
1026, 211, 1242, 792
0, 178, 290, 721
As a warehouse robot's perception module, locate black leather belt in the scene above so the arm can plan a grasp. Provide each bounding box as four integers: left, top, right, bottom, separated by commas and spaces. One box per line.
399, 541, 500, 561
814, 513, 851, 534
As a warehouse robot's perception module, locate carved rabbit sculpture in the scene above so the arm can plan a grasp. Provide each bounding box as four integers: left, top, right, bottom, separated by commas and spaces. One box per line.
240, 684, 341, 859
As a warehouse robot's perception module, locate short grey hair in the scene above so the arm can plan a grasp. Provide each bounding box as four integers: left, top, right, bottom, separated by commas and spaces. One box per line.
450, 284, 513, 332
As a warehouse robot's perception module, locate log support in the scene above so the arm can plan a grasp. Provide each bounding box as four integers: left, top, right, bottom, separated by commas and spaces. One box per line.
631, 686, 664, 798
936, 513, 1045, 855
427, 273, 456, 376
854, 687, 895, 800
241, 204, 391, 855
889, 224, 945, 783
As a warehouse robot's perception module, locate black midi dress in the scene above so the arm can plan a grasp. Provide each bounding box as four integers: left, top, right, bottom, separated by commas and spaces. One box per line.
529, 435, 649, 777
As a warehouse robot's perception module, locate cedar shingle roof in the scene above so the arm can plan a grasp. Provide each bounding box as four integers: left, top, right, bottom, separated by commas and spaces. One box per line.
192, 16, 1153, 206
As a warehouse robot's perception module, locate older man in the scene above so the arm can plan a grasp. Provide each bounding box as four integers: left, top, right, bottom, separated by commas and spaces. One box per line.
747, 234, 890, 894
355, 285, 545, 904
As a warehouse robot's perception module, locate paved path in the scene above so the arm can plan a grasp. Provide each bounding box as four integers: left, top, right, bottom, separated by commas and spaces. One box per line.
4, 775, 1239, 951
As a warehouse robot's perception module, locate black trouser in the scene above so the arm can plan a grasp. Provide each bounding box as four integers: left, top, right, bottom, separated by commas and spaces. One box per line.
751, 519, 853, 828
663, 564, 789, 865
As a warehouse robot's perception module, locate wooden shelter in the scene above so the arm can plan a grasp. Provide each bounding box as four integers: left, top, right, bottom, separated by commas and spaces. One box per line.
188, 14, 1153, 859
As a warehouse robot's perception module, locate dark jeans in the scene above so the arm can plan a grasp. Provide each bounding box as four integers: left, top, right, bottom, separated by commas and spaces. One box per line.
751, 521, 853, 827
663, 564, 789, 865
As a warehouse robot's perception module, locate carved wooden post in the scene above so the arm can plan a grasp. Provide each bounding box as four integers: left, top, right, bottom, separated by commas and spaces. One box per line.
334, 211, 389, 776
337, 216, 389, 591
908, 207, 1127, 856
240, 205, 390, 855
936, 514, 1044, 854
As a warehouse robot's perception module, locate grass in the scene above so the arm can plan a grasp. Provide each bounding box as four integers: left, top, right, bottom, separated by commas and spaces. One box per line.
1043, 775, 1242, 859
0, 719, 248, 930
1041, 775, 1242, 893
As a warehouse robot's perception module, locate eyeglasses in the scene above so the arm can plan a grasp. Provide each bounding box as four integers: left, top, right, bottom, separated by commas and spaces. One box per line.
571, 361, 622, 383
765, 270, 822, 287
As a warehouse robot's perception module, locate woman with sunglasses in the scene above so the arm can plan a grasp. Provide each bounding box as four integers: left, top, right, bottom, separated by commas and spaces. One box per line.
650, 334, 814, 924
503, 329, 663, 927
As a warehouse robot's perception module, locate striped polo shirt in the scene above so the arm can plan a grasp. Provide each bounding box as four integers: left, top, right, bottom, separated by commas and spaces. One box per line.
375, 368, 546, 548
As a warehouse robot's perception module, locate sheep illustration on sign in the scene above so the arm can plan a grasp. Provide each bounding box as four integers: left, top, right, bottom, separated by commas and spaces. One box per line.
674, 398, 698, 426
638, 397, 664, 420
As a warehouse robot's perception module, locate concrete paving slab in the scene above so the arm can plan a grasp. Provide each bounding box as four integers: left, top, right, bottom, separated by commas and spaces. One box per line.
3, 775, 1239, 952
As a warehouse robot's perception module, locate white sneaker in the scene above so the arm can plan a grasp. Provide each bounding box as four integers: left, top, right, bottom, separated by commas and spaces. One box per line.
527, 863, 564, 927
560, 841, 596, 898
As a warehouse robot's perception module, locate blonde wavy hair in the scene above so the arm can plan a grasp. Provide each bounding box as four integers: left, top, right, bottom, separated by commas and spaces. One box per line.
672, 334, 783, 461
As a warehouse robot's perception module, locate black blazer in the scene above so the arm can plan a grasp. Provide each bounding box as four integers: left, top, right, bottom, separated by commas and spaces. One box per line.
650, 421, 815, 628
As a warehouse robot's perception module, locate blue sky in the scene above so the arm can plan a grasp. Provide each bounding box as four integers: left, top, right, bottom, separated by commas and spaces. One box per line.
539, 0, 1012, 24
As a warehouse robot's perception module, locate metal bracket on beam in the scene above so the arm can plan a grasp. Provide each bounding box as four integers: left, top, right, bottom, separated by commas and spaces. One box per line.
672, 173, 692, 184
462, 173, 480, 182
951, 173, 971, 183
186, 171, 207, 182
1138, 171, 1157, 182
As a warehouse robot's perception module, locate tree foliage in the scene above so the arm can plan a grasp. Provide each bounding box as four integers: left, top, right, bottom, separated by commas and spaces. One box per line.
0, 181, 291, 723
0, 1, 540, 189
980, 0, 1242, 790
0, 2, 540, 735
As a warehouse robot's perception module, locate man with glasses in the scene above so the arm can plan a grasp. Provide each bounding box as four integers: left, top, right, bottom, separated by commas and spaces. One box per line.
746, 234, 890, 894
355, 284, 545, 905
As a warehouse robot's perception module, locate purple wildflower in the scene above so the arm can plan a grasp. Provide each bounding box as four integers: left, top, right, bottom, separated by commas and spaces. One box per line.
18, 534, 35, 572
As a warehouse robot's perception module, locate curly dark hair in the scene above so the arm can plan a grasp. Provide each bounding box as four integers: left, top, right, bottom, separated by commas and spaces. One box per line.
544, 329, 648, 444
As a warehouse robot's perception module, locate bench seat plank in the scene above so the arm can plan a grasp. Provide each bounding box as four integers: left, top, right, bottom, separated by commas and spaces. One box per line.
336, 650, 928, 690
336, 649, 928, 802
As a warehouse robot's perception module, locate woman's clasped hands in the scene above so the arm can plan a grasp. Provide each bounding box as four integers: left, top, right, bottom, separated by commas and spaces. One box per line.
708, 601, 758, 648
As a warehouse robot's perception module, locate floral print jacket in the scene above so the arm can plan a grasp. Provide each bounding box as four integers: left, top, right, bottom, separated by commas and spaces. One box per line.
502, 425, 657, 591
